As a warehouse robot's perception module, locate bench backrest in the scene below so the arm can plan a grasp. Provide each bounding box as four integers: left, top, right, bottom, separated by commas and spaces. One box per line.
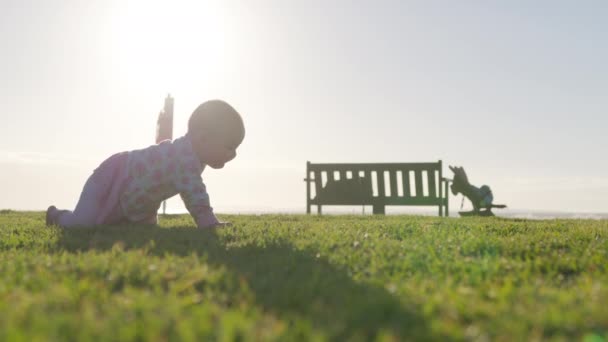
306, 161, 445, 206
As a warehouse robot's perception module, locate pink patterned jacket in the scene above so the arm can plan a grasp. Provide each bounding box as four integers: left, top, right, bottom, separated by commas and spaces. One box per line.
119, 134, 217, 227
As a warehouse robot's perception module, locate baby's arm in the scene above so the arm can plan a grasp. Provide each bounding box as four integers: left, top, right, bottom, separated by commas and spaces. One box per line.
176, 173, 222, 229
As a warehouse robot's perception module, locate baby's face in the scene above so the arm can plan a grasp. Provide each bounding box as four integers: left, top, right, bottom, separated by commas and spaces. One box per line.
195, 127, 244, 169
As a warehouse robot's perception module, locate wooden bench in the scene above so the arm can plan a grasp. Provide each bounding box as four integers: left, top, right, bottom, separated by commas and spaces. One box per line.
305, 161, 450, 216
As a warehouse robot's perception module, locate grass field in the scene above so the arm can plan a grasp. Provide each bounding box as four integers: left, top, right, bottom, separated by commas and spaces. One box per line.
0, 210, 606, 341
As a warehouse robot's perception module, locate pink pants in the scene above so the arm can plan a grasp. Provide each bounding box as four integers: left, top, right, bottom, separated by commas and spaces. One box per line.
56, 152, 157, 227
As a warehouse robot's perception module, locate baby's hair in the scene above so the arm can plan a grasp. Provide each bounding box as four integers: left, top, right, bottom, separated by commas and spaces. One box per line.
188, 100, 245, 139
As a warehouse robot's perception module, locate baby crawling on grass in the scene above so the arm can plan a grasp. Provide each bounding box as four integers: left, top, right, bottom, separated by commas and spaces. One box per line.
47, 100, 245, 229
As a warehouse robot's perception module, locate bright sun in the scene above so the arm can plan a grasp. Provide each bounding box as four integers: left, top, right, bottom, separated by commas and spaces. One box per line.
108, 0, 229, 91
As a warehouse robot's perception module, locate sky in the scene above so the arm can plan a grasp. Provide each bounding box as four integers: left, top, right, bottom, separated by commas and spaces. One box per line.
1, 0, 607, 215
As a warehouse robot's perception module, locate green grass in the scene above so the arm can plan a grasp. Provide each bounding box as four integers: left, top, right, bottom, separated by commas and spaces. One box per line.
0, 211, 606, 341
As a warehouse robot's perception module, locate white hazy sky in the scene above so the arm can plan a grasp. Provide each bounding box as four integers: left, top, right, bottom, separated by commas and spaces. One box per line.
1, 0, 607, 214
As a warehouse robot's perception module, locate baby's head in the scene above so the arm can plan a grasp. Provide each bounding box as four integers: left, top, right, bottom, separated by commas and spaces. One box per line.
188, 100, 245, 169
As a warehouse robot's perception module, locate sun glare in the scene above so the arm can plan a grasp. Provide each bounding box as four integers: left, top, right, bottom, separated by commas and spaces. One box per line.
108, 0, 229, 91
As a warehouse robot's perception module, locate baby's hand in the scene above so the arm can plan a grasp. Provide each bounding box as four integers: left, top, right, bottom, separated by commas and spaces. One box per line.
194, 206, 233, 229
196, 210, 219, 229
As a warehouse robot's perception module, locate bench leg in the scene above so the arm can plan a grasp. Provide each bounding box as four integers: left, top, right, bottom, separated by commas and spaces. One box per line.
444, 181, 450, 217
317, 205, 322, 215
373, 205, 385, 215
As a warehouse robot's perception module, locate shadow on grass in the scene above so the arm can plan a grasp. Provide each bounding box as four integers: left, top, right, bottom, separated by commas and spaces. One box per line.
55, 224, 436, 340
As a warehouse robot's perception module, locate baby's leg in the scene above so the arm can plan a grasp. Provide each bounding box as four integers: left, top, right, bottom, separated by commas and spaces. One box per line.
55, 173, 106, 227
137, 214, 159, 225
48, 152, 128, 228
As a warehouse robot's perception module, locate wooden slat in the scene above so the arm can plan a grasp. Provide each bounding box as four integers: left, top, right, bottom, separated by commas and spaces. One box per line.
383, 197, 444, 206
428, 170, 437, 198
308, 163, 441, 173
377, 170, 385, 198
389, 170, 398, 198
365, 170, 373, 196
415, 170, 423, 198
313, 171, 322, 199
402, 170, 410, 197
310, 194, 445, 206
